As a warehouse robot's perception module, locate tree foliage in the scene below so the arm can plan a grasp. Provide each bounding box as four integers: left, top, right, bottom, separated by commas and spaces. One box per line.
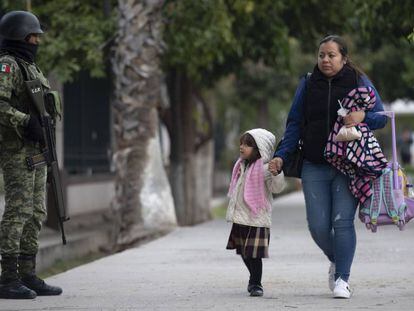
280, 0, 354, 51
350, 0, 414, 101
162, 0, 356, 152
360, 40, 414, 101
163, 0, 290, 84
1, 0, 117, 82
163, 0, 357, 84
353, 0, 414, 45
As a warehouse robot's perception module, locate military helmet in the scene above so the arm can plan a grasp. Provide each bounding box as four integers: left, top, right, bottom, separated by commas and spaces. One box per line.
0, 11, 43, 41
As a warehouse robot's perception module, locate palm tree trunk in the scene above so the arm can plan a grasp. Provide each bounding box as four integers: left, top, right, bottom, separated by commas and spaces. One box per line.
111, 0, 176, 249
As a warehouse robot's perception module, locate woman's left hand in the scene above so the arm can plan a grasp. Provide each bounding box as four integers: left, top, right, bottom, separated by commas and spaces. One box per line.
343, 110, 365, 127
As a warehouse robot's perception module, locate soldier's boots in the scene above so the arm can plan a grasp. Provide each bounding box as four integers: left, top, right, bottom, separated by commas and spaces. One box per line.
0, 279, 37, 299
0, 255, 36, 299
21, 275, 62, 296
18, 253, 62, 296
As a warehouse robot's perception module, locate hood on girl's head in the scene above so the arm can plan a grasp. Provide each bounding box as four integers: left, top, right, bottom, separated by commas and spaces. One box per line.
245, 128, 276, 163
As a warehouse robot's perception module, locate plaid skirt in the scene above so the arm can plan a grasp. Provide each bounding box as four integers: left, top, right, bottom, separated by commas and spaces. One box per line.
226, 223, 270, 258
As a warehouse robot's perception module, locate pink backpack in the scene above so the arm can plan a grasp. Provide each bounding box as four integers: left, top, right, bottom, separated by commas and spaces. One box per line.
359, 111, 414, 232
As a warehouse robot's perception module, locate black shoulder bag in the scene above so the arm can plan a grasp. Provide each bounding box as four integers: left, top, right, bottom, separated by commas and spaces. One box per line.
276, 73, 311, 178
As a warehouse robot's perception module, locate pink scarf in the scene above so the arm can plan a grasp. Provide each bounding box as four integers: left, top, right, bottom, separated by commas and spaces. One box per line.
227, 158, 269, 215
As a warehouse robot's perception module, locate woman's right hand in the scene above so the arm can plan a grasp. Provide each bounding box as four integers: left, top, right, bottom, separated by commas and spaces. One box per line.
269, 157, 283, 175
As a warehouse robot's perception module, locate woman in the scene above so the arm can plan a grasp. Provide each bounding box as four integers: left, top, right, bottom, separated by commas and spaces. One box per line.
269, 35, 387, 299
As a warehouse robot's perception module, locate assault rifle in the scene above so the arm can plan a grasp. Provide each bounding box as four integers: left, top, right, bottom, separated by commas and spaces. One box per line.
24, 79, 69, 245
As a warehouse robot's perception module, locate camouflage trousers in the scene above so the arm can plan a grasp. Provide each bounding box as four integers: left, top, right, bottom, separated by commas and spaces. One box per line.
0, 144, 46, 256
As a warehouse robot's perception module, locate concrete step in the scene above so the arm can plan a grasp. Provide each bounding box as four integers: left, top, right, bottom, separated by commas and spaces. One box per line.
37, 224, 112, 272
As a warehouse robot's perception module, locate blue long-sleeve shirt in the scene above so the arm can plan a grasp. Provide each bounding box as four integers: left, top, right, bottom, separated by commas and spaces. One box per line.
274, 75, 387, 163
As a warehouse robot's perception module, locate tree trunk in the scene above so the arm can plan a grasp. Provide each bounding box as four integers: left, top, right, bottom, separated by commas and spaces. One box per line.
257, 100, 269, 128
166, 71, 213, 226
111, 0, 176, 249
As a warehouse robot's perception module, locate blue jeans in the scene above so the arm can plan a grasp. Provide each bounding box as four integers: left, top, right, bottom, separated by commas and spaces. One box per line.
301, 160, 357, 282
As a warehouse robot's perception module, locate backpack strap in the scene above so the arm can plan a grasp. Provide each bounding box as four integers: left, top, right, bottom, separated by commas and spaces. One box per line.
369, 172, 383, 225
381, 169, 401, 224
370, 168, 404, 225
300, 72, 312, 138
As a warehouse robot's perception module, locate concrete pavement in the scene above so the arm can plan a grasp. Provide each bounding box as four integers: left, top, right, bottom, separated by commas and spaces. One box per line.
1, 191, 413, 310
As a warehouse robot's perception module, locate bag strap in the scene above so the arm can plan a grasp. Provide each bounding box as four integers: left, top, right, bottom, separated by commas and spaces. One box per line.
370, 168, 402, 225
299, 72, 311, 141
381, 169, 401, 224
302, 72, 311, 118
276, 73, 312, 158
369, 173, 383, 224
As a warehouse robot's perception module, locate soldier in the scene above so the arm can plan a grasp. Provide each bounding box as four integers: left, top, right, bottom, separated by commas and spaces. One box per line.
0, 11, 62, 299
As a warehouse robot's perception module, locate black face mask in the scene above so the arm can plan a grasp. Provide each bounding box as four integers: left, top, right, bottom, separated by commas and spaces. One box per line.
0, 39, 38, 63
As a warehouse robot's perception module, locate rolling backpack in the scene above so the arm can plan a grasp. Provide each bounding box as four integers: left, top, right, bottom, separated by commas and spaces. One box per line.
359, 111, 414, 232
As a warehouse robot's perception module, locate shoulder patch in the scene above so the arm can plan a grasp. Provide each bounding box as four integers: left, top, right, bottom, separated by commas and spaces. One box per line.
0, 63, 12, 73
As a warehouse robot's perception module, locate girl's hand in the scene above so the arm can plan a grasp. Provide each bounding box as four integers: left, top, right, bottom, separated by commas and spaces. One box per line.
343, 110, 365, 128
269, 157, 283, 175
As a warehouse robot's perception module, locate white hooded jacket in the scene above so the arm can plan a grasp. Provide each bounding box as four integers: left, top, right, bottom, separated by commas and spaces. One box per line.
226, 128, 286, 228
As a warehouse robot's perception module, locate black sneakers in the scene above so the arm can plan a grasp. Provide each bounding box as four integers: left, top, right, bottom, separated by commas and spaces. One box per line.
248, 283, 264, 297
247, 283, 254, 293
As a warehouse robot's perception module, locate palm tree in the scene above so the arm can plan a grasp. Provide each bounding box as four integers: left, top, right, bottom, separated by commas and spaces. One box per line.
111, 0, 176, 249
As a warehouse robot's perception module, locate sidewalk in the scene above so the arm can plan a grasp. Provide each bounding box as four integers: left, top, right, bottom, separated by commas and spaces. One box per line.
1, 191, 413, 310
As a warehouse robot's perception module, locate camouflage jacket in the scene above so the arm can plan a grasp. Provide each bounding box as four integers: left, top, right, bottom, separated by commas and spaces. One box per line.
0, 53, 50, 150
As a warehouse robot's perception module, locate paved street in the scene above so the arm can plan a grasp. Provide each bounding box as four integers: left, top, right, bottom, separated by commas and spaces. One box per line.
1, 191, 413, 310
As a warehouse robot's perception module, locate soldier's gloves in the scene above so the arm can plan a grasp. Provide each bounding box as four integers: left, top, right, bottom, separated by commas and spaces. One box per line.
24, 115, 45, 145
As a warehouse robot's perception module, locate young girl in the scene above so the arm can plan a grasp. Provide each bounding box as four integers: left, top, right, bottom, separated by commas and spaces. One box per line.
226, 128, 285, 297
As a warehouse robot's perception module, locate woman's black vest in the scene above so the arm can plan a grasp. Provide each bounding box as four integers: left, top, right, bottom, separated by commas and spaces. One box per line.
303, 64, 358, 163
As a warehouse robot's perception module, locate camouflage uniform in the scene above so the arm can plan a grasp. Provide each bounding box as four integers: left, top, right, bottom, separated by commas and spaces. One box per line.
0, 54, 48, 269
0, 10, 62, 299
